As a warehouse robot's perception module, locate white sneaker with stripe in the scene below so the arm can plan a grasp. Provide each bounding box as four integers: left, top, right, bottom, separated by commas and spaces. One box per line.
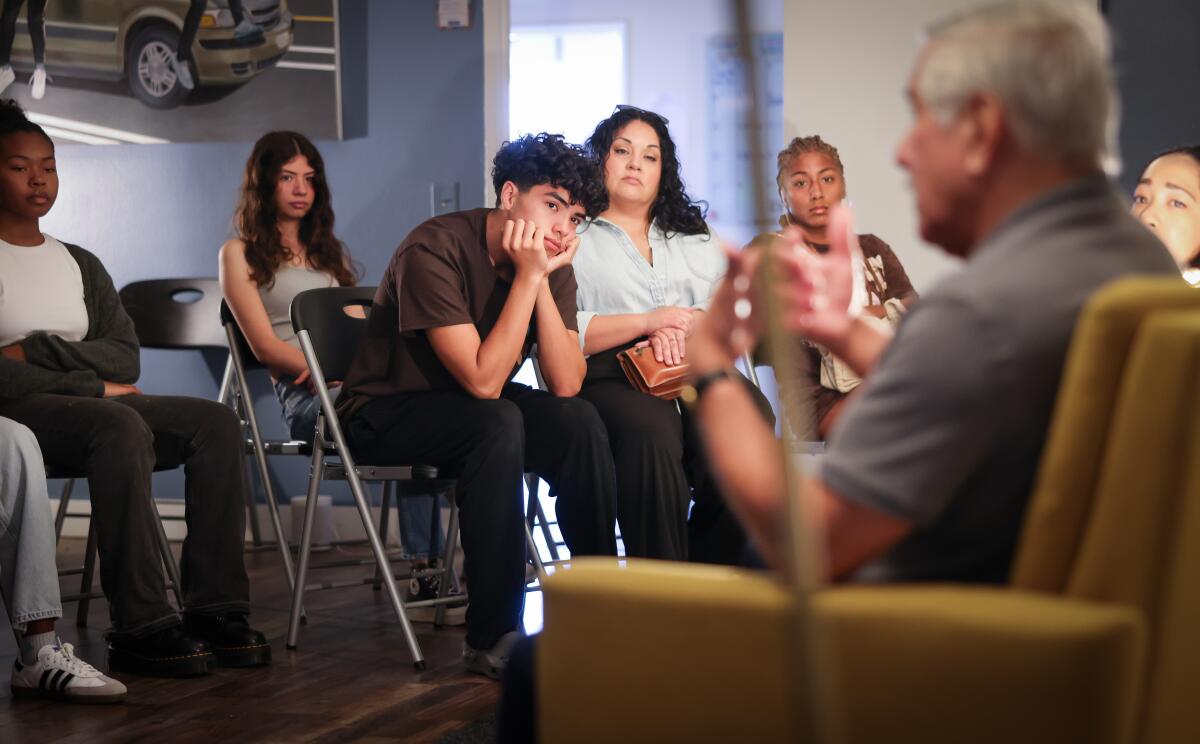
11, 640, 127, 704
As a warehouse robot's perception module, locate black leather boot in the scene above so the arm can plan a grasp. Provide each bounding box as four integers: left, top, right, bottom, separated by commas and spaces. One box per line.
182, 613, 272, 667
107, 626, 215, 677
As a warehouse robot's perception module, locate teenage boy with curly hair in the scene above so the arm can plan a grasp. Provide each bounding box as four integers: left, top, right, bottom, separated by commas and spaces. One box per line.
338, 134, 617, 678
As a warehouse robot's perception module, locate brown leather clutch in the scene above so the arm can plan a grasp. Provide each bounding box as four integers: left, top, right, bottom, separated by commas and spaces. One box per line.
616, 344, 690, 400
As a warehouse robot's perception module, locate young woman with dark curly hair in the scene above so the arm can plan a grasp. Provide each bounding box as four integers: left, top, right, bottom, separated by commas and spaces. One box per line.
574, 106, 771, 564
219, 131, 455, 610
337, 133, 618, 678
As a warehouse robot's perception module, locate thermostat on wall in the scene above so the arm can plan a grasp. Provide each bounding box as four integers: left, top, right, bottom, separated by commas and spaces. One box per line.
439, 0, 471, 29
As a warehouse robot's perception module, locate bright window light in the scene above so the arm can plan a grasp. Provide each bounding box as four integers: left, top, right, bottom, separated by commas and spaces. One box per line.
509, 24, 627, 144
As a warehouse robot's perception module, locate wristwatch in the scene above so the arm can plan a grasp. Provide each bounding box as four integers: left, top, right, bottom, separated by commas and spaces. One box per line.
679, 367, 737, 406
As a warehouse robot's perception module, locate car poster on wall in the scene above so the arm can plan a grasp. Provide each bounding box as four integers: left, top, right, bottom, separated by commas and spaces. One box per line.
1, 0, 341, 144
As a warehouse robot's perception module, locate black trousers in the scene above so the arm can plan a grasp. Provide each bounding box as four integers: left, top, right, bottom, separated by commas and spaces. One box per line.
178, 0, 205, 63
0, 393, 251, 638
579, 348, 773, 564
229, 0, 249, 25
344, 382, 617, 650
0, 0, 47, 65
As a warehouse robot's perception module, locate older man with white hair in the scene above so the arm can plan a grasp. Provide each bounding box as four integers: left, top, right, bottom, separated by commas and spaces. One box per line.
687, 1, 1181, 581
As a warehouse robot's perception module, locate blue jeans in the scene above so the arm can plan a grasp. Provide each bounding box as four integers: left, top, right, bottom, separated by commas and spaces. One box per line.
0, 417, 61, 633
273, 377, 443, 559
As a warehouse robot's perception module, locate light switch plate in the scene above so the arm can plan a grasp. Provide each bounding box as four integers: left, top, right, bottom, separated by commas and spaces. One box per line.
431, 182, 460, 216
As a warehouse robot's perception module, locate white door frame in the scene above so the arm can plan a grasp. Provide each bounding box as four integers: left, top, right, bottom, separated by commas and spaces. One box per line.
482, 0, 510, 207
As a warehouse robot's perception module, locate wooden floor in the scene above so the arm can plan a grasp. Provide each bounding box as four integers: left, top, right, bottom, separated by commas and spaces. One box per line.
0, 538, 500, 743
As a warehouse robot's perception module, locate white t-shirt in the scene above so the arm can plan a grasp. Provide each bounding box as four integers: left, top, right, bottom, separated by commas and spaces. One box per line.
0, 234, 88, 346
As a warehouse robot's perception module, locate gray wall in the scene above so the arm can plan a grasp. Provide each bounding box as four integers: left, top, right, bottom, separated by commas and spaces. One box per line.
1108, 0, 1200, 193
46, 0, 485, 505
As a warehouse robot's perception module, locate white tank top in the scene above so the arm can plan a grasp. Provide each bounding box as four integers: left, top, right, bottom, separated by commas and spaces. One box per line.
0, 234, 88, 346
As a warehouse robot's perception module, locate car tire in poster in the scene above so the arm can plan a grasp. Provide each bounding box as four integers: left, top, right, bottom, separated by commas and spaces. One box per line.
126, 23, 191, 110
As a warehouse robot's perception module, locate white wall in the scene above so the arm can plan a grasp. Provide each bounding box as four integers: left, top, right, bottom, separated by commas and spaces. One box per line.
784, 0, 1095, 292
510, 0, 782, 239
510, 0, 1100, 291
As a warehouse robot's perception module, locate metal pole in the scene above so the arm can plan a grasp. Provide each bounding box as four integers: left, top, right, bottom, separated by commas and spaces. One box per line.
729, 1, 837, 740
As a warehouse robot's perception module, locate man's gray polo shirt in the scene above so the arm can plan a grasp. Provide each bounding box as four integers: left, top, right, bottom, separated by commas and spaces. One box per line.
821, 175, 1180, 584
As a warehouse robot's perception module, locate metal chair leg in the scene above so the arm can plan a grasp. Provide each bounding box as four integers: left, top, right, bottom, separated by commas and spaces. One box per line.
242, 453, 265, 547
435, 496, 461, 627
427, 483, 441, 559
373, 481, 393, 590
534, 488, 560, 561
444, 486, 463, 595
524, 475, 548, 572
346, 467, 425, 670
75, 517, 98, 627
525, 525, 545, 574
54, 478, 74, 544
224, 369, 264, 547
230, 346, 297, 589
287, 438, 326, 648
293, 330, 427, 669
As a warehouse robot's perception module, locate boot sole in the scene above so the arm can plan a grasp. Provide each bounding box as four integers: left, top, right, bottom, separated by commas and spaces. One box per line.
107, 647, 215, 678
211, 643, 272, 668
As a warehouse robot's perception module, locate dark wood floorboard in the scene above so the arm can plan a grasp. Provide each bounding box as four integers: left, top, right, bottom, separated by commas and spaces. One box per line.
0, 538, 498, 743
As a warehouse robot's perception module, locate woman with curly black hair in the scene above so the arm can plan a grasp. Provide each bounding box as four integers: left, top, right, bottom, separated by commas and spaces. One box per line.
573, 106, 767, 564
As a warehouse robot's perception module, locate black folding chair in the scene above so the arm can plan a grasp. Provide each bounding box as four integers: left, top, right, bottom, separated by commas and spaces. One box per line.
222, 300, 448, 609
285, 287, 465, 670
218, 299, 305, 595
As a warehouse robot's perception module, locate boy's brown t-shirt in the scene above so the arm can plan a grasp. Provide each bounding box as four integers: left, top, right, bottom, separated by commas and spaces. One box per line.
337, 208, 578, 420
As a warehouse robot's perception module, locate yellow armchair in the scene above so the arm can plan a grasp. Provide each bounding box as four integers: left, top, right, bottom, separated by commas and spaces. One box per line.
541, 561, 1144, 744
538, 278, 1200, 744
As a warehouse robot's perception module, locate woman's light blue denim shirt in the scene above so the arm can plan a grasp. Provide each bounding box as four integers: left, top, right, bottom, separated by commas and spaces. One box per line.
573, 217, 725, 350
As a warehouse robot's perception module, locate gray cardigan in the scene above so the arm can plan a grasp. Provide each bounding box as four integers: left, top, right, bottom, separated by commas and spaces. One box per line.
0, 243, 140, 399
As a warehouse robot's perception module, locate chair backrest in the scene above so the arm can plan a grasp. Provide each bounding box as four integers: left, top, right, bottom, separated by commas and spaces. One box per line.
119, 278, 226, 349
1011, 277, 1200, 592
1060, 309, 1200, 743
220, 299, 264, 371
290, 286, 376, 382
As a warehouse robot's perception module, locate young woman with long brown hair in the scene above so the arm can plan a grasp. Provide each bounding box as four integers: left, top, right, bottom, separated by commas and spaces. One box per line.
219, 131, 447, 604
220, 129, 355, 433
